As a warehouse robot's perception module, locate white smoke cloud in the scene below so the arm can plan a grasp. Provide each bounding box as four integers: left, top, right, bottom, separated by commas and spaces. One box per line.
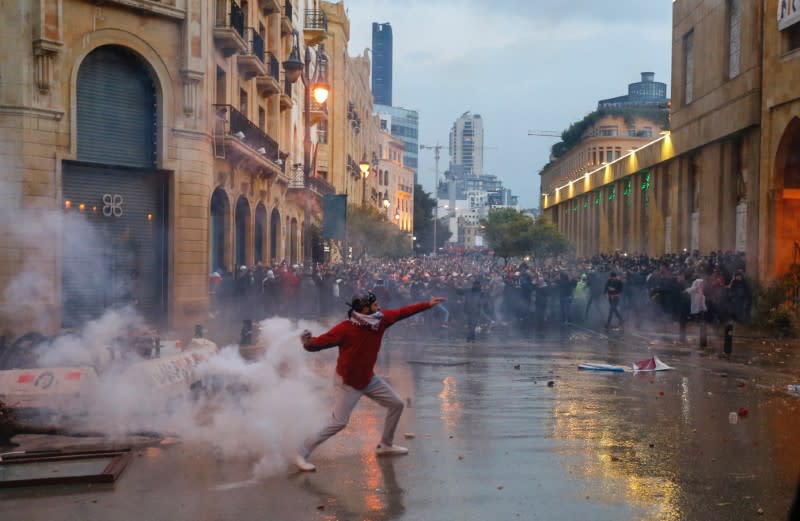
0, 205, 336, 478
0, 208, 109, 333
30, 313, 334, 478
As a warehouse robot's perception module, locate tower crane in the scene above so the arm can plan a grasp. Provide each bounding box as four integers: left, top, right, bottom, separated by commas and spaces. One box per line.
527, 130, 562, 138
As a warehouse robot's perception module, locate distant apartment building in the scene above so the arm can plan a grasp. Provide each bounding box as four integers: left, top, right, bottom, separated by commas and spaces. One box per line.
449, 111, 484, 177
598, 72, 669, 109
439, 112, 518, 248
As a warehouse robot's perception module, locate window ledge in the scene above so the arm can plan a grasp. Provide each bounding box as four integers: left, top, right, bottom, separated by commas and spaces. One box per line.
780, 47, 800, 62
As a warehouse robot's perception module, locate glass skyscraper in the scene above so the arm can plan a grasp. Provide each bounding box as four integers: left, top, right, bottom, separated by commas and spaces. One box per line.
376, 104, 419, 181
371, 22, 392, 106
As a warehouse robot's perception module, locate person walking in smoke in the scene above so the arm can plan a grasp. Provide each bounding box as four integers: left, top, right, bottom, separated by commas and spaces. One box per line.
295, 291, 446, 472
604, 272, 624, 330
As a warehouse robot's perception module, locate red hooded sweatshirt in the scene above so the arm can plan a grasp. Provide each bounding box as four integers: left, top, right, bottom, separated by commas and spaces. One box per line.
304, 301, 432, 390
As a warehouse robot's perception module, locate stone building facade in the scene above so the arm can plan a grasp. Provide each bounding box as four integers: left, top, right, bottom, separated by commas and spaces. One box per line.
542, 0, 777, 279
759, 0, 800, 278
0, 0, 335, 337
321, 1, 381, 211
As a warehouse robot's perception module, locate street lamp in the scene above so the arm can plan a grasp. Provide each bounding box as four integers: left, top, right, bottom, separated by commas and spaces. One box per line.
359, 156, 370, 206
382, 198, 390, 217
420, 143, 442, 257
283, 31, 329, 266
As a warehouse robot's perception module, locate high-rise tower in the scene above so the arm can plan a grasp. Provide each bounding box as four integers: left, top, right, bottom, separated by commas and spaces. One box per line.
449, 111, 483, 177
371, 22, 392, 106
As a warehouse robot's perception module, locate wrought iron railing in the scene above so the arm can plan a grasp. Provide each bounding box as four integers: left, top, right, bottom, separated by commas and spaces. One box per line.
304, 9, 327, 31
265, 52, 280, 81
216, 0, 245, 37
308, 175, 335, 196
214, 104, 279, 161
243, 28, 265, 63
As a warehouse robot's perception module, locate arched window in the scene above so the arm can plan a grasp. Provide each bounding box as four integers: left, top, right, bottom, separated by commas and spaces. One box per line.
270, 208, 281, 263
210, 189, 230, 273
255, 204, 267, 264
235, 197, 251, 268
290, 218, 299, 265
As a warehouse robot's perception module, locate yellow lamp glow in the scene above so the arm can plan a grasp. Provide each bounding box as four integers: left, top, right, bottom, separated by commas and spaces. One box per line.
359, 160, 371, 177
311, 82, 329, 104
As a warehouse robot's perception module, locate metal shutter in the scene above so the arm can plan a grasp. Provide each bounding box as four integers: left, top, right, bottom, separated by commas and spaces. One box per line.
61, 163, 168, 328
77, 46, 156, 168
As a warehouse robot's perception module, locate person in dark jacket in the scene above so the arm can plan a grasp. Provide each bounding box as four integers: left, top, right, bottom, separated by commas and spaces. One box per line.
604, 272, 624, 330
557, 272, 576, 325
296, 291, 446, 472
463, 279, 483, 343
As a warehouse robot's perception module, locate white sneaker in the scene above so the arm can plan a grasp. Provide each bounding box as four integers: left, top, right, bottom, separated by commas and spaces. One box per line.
294, 454, 316, 472
375, 444, 409, 456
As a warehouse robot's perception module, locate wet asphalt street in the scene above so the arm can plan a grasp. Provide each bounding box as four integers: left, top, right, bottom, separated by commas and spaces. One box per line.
1, 325, 799, 521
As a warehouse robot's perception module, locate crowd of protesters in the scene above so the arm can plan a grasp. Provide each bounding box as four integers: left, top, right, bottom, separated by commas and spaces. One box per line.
209, 249, 752, 342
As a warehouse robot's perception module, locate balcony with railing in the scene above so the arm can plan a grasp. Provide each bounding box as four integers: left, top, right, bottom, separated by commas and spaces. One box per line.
238, 28, 268, 79
281, 1, 293, 35
303, 9, 327, 45
214, 0, 247, 55
213, 104, 281, 174
309, 99, 327, 126
287, 170, 335, 198
256, 51, 281, 97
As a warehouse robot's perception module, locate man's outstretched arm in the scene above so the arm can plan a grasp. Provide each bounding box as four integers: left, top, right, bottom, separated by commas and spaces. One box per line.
382, 297, 446, 328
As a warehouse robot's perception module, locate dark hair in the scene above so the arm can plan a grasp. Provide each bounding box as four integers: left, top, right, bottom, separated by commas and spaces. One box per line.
349, 291, 377, 314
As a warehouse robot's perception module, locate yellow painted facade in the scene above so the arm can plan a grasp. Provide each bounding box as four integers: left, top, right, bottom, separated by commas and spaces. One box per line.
378, 130, 414, 233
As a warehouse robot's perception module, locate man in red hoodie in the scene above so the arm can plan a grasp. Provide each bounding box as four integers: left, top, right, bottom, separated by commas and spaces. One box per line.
296, 291, 446, 471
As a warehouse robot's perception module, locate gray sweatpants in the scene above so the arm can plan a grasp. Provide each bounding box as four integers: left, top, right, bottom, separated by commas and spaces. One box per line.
300, 375, 404, 458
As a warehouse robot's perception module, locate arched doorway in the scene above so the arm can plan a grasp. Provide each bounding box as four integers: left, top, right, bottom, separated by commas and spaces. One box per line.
775, 117, 800, 273
290, 218, 299, 265
255, 203, 267, 265
270, 208, 281, 263
210, 188, 229, 273
62, 45, 166, 328
235, 196, 251, 269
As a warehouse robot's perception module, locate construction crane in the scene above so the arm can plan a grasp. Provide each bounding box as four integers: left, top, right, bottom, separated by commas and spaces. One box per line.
527, 130, 562, 138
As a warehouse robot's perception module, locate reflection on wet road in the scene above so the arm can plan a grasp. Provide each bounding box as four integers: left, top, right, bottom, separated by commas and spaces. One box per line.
1, 332, 798, 521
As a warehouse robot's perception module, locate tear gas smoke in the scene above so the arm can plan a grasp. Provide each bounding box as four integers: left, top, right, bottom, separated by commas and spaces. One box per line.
1, 206, 334, 477
30, 312, 333, 477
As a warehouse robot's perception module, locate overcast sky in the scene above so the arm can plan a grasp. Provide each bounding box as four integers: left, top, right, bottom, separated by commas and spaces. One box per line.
342, 0, 673, 208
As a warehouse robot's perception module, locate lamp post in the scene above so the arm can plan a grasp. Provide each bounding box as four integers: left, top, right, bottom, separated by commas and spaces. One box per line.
283, 31, 329, 266
382, 198, 390, 217
358, 156, 370, 206
420, 143, 442, 256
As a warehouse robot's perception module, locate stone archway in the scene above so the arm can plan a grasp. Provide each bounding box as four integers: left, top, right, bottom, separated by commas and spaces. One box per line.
775, 117, 800, 273
290, 218, 299, 266
234, 196, 251, 269
270, 208, 281, 263
255, 203, 267, 265
210, 188, 230, 273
